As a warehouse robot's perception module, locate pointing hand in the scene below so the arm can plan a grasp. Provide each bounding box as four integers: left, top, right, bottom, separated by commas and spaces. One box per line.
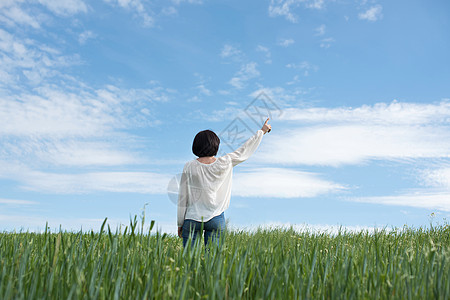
261, 117, 272, 134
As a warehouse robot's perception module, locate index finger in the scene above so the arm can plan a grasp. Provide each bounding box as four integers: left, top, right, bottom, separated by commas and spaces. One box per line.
264, 117, 270, 124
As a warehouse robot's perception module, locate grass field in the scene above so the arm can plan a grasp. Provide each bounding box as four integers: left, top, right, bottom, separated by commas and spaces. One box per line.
1, 218, 449, 299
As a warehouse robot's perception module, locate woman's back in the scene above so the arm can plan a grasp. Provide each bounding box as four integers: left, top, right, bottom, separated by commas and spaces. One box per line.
177, 118, 272, 246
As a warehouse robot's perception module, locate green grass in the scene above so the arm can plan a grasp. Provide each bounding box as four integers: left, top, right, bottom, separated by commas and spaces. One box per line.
1, 218, 449, 299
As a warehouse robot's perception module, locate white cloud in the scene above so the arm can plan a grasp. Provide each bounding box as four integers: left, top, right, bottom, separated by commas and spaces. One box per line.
0, 84, 169, 137
0, 1, 87, 29
197, 84, 211, 96
306, 0, 324, 10
315, 24, 325, 36
38, 0, 88, 16
197, 106, 240, 122
255, 101, 450, 167
172, 0, 203, 4
0, 80, 172, 172
161, 6, 177, 16
258, 124, 450, 167
0, 16, 175, 177
41, 141, 141, 166
0, 198, 37, 205
1, 138, 142, 168
104, 0, 154, 27
0, 163, 172, 194
320, 37, 335, 48
364, 167, 450, 212
187, 96, 202, 103
0, 3, 41, 28
249, 86, 311, 107
232, 167, 345, 198
0, 29, 171, 170
422, 167, 450, 188
351, 192, 450, 212
286, 61, 318, 76
229, 62, 260, 89
268, 0, 325, 23
286, 75, 300, 85
256, 45, 272, 64
192, 73, 212, 97
280, 101, 450, 124
278, 38, 295, 47
78, 30, 96, 45
220, 44, 241, 58
358, 5, 383, 22
0, 28, 81, 87
268, 0, 300, 23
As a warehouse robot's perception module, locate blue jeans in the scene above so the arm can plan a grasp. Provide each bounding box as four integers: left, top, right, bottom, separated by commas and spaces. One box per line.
181, 212, 226, 247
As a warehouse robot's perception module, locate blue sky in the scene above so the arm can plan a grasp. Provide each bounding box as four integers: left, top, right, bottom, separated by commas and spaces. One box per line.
1, 0, 450, 233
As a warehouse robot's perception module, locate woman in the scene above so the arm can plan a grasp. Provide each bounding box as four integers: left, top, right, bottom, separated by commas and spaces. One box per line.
177, 118, 272, 247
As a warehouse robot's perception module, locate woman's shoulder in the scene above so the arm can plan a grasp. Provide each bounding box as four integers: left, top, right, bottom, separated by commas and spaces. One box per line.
215, 154, 231, 163
213, 155, 233, 169
182, 159, 196, 170
184, 156, 231, 170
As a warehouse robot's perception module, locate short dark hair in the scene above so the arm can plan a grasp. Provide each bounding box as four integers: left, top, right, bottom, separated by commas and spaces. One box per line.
192, 130, 220, 157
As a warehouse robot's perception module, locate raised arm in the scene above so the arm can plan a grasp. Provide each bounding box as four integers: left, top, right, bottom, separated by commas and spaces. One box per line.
227, 117, 271, 167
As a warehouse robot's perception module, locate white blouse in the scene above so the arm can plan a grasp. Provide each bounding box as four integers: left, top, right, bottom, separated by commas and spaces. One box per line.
177, 129, 264, 227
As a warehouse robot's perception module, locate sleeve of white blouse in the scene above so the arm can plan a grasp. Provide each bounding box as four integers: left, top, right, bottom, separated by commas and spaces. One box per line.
177, 168, 188, 227
227, 130, 264, 167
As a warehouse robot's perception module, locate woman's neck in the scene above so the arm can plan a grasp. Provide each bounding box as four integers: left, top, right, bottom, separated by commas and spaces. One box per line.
197, 156, 216, 164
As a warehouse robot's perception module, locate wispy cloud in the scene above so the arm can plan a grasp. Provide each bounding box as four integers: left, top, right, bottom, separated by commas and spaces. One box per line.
0, 84, 168, 137
0, 2, 41, 28
233, 167, 345, 198
268, 0, 300, 23
268, 0, 325, 23
358, 5, 383, 22
0, 28, 81, 87
422, 167, 450, 188
278, 38, 295, 47
220, 44, 241, 59
320, 37, 335, 48
78, 30, 96, 45
306, 0, 324, 10
255, 101, 450, 167
104, 0, 154, 27
0, 2, 179, 200
315, 24, 325, 36
280, 101, 450, 124
197, 84, 211, 96
229, 62, 260, 89
256, 45, 272, 64
196, 106, 240, 122
249, 86, 311, 107
350, 192, 450, 212
0, 161, 171, 194
38, 0, 88, 16
0, 79, 172, 173
0, 198, 37, 205
37, 140, 142, 167
286, 61, 318, 76
171, 0, 203, 4
258, 123, 450, 167
0, 0, 87, 29
199, 86, 302, 122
